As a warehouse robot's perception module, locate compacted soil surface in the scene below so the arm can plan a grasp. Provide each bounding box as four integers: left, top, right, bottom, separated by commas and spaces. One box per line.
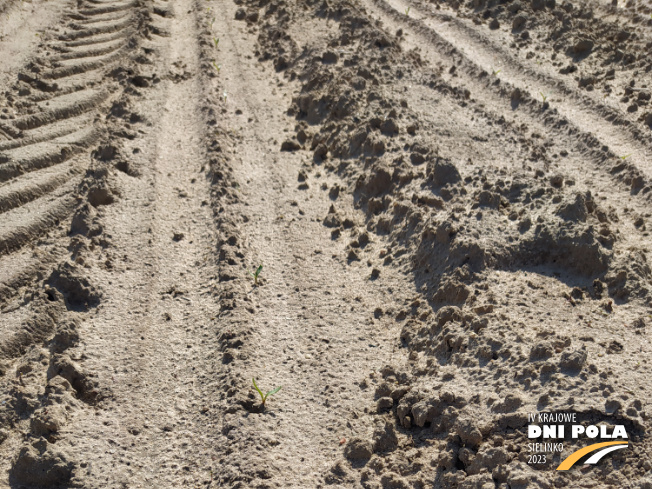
0, 0, 651, 487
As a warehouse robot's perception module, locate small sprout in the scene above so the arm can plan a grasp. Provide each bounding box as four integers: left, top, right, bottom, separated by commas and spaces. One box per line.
223, 90, 228, 103
212, 60, 220, 73
250, 264, 263, 285
491, 67, 501, 76
619, 154, 632, 160
404, 7, 410, 15
540, 91, 548, 103
213, 37, 219, 49
252, 378, 281, 409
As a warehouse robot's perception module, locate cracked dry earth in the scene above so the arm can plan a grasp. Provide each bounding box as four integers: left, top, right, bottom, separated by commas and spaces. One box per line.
0, 0, 651, 487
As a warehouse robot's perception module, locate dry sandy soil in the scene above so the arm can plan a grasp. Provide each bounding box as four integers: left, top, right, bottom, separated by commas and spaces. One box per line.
0, 0, 651, 487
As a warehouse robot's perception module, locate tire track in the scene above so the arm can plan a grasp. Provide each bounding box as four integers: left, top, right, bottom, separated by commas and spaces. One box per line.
0, 0, 71, 96
0, 0, 141, 284
403, 0, 652, 157
0, 0, 159, 485
366, 0, 652, 184
358, 0, 652, 224
39, 1, 232, 486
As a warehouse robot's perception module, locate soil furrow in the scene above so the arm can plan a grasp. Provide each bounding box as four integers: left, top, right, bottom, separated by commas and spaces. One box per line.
198, 3, 415, 485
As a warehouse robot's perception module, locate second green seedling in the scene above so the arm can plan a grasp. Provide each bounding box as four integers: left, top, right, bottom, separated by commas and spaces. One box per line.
250, 264, 263, 285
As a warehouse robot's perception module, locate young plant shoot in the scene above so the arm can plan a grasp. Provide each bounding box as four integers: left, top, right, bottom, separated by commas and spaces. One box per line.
252, 378, 281, 409
251, 264, 263, 285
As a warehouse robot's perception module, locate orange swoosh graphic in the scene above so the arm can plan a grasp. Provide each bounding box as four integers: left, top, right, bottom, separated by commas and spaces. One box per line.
556, 441, 629, 470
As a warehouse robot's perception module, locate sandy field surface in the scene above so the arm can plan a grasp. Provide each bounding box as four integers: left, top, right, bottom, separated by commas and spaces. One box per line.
0, 0, 651, 487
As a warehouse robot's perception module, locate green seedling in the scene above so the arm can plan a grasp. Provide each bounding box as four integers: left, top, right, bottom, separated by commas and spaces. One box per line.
213, 37, 219, 49
250, 264, 263, 285
252, 378, 281, 408
540, 91, 548, 103
619, 154, 632, 160
405, 7, 410, 15
492, 67, 501, 76
223, 90, 228, 103
212, 60, 221, 73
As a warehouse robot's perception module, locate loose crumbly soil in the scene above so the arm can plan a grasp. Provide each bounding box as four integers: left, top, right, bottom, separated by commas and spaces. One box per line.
0, 0, 651, 487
